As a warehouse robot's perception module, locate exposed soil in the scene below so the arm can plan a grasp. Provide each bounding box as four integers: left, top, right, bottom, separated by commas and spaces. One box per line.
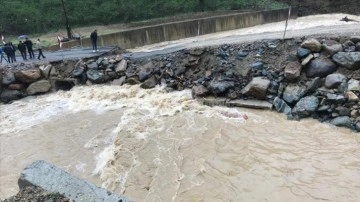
1, 186, 71, 202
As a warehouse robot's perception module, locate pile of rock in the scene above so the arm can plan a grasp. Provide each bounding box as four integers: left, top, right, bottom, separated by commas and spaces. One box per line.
1, 35, 360, 131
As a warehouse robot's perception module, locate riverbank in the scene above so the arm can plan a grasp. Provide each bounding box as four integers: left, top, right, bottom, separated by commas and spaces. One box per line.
1, 34, 360, 133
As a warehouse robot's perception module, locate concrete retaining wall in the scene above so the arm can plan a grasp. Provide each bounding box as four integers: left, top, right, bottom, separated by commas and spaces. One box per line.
48, 8, 296, 51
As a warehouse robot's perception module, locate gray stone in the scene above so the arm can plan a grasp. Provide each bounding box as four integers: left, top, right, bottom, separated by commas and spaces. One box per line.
305, 58, 337, 78
347, 79, 360, 91
138, 62, 155, 81
284, 61, 301, 82
332, 52, 360, 70
2, 70, 15, 85
0, 89, 27, 103
26, 80, 52, 95
86, 69, 104, 83
344, 91, 359, 102
225, 99, 273, 110
326, 93, 346, 104
200, 97, 226, 107
350, 36, 360, 43
209, 80, 234, 95
237, 50, 249, 58
39, 65, 52, 79
324, 73, 347, 89
301, 38, 322, 52
18, 160, 131, 202
335, 106, 351, 116
297, 47, 311, 58
292, 96, 319, 118
304, 77, 322, 95
329, 116, 352, 128
87, 62, 98, 69
192, 85, 209, 98
282, 85, 306, 105
356, 42, 360, 51
241, 77, 270, 100
343, 40, 355, 47
301, 54, 314, 66
111, 76, 126, 86
251, 61, 264, 70
273, 97, 291, 114
140, 75, 158, 89
126, 77, 141, 85
322, 44, 343, 56
115, 59, 127, 73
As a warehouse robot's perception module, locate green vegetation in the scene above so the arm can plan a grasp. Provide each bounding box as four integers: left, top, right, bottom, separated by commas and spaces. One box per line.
0, 0, 287, 36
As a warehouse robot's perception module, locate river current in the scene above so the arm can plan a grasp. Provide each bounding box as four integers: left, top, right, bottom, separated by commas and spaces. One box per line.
0, 84, 359, 201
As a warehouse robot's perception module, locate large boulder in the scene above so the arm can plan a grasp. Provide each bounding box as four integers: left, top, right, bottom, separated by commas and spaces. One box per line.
301, 38, 322, 52
0, 89, 27, 103
332, 52, 360, 70
209, 80, 234, 95
273, 97, 291, 114
86, 69, 104, 83
2, 70, 16, 85
282, 85, 306, 105
297, 47, 311, 58
330, 116, 352, 128
347, 79, 360, 91
39, 65, 53, 79
292, 96, 319, 118
241, 77, 270, 100
350, 36, 360, 44
324, 73, 347, 89
140, 75, 158, 89
15, 69, 42, 83
305, 58, 337, 78
115, 59, 127, 73
284, 61, 301, 82
27, 80, 52, 95
192, 85, 209, 98
322, 44, 343, 56
138, 62, 155, 82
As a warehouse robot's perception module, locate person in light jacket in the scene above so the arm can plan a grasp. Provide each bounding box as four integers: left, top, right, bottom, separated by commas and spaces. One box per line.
36, 39, 46, 60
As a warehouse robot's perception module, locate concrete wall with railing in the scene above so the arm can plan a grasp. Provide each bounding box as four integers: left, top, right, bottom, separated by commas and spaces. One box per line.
48, 8, 297, 51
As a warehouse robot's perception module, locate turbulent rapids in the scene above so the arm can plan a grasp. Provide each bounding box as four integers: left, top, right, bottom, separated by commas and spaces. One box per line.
1, 85, 359, 201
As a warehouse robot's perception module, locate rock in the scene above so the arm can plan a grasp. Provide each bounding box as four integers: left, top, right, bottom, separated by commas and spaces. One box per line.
111, 76, 126, 86
241, 77, 270, 100
282, 85, 306, 105
330, 116, 352, 128
322, 44, 343, 56
18, 160, 130, 202
234, 62, 251, 77
140, 75, 158, 89
72, 66, 85, 77
335, 106, 351, 116
292, 96, 319, 118
301, 38, 322, 52
209, 80, 234, 95
237, 50, 249, 58
332, 52, 360, 70
2, 70, 16, 85
273, 97, 291, 114
175, 65, 186, 76
39, 65, 52, 79
87, 62, 98, 69
189, 49, 203, 56
115, 54, 124, 62
126, 77, 141, 85
297, 47, 311, 58
284, 61, 301, 82
343, 40, 355, 47
138, 62, 155, 81
304, 77, 322, 95
356, 42, 360, 51
192, 85, 209, 98
49, 66, 59, 78
347, 79, 360, 91
305, 58, 337, 78
326, 93, 346, 104
251, 61, 264, 70
350, 36, 360, 43
15, 69, 42, 83
26, 80, 52, 95
301, 54, 314, 66
115, 59, 127, 73
324, 73, 347, 89
200, 97, 226, 107
344, 91, 359, 102
86, 69, 104, 83
356, 122, 360, 132
0, 89, 27, 103
8, 83, 26, 90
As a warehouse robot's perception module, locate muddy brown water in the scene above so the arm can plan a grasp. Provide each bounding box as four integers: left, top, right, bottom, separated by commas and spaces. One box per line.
1, 85, 359, 201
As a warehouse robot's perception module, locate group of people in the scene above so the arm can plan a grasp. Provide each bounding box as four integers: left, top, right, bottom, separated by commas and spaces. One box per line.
0, 38, 46, 64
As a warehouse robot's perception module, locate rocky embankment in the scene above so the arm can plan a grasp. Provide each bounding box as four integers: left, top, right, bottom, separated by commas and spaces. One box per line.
1, 35, 360, 131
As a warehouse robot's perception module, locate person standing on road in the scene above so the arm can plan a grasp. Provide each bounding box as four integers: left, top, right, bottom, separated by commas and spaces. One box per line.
90, 29, 98, 52
24, 37, 35, 59
9, 42, 16, 62
3, 43, 14, 63
36, 39, 46, 60
18, 41, 27, 60
0, 45, 8, 63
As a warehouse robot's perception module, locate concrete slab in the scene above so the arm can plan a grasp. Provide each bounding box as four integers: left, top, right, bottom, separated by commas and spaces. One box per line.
18, 160, 131, 202
225, 99, 273, 110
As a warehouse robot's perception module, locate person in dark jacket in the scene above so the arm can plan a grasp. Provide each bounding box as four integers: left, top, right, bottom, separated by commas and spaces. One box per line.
0, 46, 8, 63
90, 29, 98, 52
24, 37, 35, 59
18, 40, 27, 60
3, 43, 14, 63
9, 42, 16, 62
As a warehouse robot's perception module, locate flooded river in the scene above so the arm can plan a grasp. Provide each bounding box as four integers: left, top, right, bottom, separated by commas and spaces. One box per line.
1, 85, 359, 201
